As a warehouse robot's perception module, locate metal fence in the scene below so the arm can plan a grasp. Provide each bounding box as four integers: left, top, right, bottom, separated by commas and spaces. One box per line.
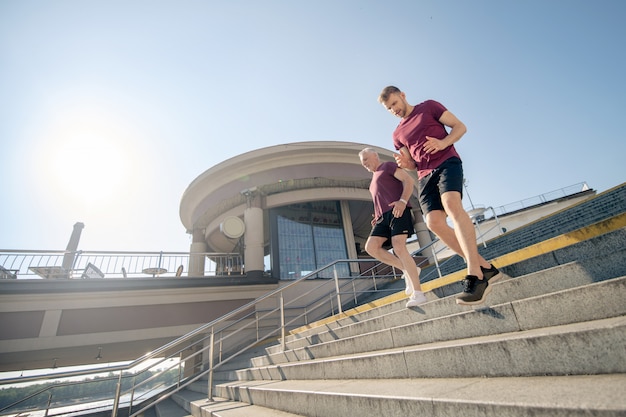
489, 182, 590, 218
0, 250, 243, 279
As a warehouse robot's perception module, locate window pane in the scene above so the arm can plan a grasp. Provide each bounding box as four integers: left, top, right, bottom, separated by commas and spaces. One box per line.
271, 201, 348, 280
313, 224, 348, 278
277, 215, 313, 279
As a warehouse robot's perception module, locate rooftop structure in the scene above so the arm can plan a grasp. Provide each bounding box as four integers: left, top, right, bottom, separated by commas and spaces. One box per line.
179, 141, 433, 280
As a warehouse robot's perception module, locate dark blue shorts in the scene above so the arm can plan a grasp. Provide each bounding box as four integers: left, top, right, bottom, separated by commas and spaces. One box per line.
370, 208, 415, 238
418, 157, 464, 215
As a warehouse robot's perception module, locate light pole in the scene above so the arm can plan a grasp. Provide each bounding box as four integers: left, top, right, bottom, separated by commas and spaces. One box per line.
463, 179, 475, 210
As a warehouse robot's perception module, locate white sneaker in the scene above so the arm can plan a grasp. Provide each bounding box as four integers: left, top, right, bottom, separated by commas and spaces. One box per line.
406, 291, 427, 308
403, 272, 414, 295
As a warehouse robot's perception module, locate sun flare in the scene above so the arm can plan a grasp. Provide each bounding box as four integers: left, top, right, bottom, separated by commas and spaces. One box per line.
38, 103, 138, 208
49, 134, 128, 204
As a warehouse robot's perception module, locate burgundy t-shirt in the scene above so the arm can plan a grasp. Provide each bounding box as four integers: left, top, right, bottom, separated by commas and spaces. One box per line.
392, 99, 461, 178
369, 161, 409, 220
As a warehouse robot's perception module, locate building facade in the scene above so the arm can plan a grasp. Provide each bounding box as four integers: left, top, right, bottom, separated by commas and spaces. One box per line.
179, 141, 433, 280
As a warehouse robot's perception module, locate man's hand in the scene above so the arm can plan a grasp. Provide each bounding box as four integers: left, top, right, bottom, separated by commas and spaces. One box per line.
393, 147, 416, 170
423, 136, 450, 154
389, 200, 406, 218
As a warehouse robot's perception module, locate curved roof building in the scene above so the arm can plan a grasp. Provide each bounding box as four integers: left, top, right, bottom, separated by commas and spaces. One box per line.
180, 141, 431, 280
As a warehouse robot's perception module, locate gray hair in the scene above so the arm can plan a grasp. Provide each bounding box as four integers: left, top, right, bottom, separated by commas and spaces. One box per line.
358, 147, 378, 158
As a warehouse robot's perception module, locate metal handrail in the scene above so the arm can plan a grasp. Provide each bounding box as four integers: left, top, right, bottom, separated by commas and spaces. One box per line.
0, 250, 243, 279
1, 226, 502, 415
3, 182, 589, 415
119, 260, 397, 416
0, 258, 401, 417
1, 217, 503, 416
489, 181, 590, 218
128, 259, 394, 415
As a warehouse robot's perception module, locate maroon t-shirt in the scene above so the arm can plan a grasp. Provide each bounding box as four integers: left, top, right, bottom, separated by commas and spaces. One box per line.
392, 99, 461, 178
369, 161, 409, 221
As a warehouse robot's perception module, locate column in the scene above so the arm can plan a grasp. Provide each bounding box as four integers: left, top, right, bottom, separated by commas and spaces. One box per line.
189, 228, 207, 276
340, 200, 359, 275
412, 208, 436, 264
244, 192, 264, 279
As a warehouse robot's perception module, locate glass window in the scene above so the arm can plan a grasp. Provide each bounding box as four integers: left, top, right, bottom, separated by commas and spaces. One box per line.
270, 201, 348, 279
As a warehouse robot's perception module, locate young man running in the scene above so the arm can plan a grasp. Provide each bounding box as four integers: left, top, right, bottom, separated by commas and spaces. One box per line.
378, 86, 500, 305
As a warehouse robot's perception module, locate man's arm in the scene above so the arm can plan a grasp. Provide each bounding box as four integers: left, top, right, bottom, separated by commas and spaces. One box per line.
389, 167, 414, 217
393, 146, 417, 170
423, 110, 467, 154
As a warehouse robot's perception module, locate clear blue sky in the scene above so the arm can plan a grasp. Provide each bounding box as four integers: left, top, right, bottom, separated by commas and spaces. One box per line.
1, 0, 624, 252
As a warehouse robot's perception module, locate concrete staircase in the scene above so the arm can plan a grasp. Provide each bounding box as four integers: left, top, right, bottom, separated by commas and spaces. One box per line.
421, 182, 626, 280
150, 225, 626, 416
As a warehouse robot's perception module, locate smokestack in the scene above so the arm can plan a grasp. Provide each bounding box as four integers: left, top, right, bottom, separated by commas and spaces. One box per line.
61, 222, 85, 276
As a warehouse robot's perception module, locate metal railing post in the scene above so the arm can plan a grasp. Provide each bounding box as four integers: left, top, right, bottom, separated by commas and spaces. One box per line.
431, 246, 442, 278
280, 292, 286, 351
111, 370, 124, 417
207, 328, 215, 401
127, 376, 136, 417
333, 266, 342, 315
218, 331, 223, 363
178, 353, 184, 384
490, 207, 504, 235
475, 221, 487, 248
44, 392, 52, 417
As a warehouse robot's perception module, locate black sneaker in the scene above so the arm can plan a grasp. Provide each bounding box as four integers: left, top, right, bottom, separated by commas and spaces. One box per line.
481, 264, 501, 283
456, 275, 491, 305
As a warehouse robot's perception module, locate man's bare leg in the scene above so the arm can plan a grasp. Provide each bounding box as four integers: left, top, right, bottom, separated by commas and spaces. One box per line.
365, 235, 421, 291
440, 191, 485, 278
391, 234, 422, 291
365, 236, 404, 267
425, 201, 493, 277
428, 191, 500, 305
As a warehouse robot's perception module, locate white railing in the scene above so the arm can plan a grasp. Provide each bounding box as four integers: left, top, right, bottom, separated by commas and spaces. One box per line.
489, 182, 590, 218
0, 250, 243, 279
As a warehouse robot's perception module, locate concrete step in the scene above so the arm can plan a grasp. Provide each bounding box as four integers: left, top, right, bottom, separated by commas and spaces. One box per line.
205, 227, 626, 416
236, 315, 626, 380
150, 388, 208, 417
139, 405, 157, 417
164, 388, 306, 416
154, 396, 193, 417
214, 374, 626, 417
184, 377, 309, 415
194, 223, 626, 417
186, 380, 211, 395
187, 341, 280, 394
188, 396, 307, 416
216, 341, 279, 372
252, 275, 626, 367
273, 256, 624, 354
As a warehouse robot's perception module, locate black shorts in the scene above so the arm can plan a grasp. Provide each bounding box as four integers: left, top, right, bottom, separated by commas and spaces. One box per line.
370, 208, 415, 239
418, 157, 464, 215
